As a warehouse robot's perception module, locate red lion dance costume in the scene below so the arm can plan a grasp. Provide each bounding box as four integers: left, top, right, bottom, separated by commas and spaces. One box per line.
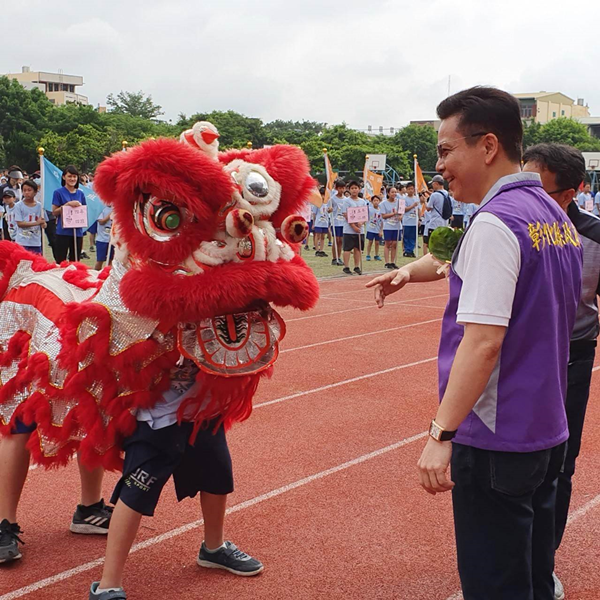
0, 125, 319, 470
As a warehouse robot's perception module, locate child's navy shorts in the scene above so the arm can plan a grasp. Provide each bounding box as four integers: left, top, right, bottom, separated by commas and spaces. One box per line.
383, 229, 402, 242
95, 241, 115, 263
366, 231, 382, 242
111, 420, 233, 517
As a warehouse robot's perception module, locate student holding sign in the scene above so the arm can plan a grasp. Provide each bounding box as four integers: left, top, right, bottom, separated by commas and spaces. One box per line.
52, 165, 88, 262
14, 180, 45, 255
94, 205, 114, 270
341, 181, 368, 275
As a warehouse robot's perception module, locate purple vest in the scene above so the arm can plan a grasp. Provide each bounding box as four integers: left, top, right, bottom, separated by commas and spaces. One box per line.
439, 178, 583, 452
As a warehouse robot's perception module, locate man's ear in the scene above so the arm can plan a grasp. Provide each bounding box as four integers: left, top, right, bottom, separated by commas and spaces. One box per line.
558, 189, 576, 213
483, 133, 500, 166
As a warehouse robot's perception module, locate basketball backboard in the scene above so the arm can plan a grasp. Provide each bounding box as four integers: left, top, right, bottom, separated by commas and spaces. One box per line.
365, 154, 387, 171
582, 152, 600, 170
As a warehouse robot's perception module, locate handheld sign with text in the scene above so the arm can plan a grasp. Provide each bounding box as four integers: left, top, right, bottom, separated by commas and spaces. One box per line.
62, 205, 88, 229
300, 202, 313, 223
397, 197, 406, 215
347, 205, 368, 224
585, 199, 594, 212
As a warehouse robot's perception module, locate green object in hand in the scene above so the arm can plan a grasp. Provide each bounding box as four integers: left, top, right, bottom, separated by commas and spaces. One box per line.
429, 227, 464, 263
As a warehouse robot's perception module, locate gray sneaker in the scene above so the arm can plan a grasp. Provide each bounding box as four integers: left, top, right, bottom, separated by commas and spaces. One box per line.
553, 572, 565, 600
197, 541, 264, 576
89, 582, 127, 599
0, 519, 23, 563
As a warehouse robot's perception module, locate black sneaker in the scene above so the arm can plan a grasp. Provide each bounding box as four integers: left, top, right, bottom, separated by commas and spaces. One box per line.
353, 267, 362, 275
342, 267, 352, 275
385, 263, 394, 269
320, 251, 328, 257
197, 541, 264, 577
80, 252, 91, 260
336, 259, 344, 266
71, 499, 113, 534
331, 258, 338, 265
89, 582, 127, 599
0, 519, 24, 563
390, 263, 399, 269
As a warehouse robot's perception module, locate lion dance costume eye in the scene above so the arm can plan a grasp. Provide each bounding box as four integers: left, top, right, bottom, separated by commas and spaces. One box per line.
0, 122, 319, 470
135, 193, 184, 242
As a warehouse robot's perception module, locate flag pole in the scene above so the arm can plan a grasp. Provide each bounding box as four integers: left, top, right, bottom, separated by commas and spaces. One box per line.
38, 147, 47, 258
414, 154, 419, 259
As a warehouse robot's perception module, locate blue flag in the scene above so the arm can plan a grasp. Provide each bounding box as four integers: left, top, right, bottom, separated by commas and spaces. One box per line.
41, 156, 105, 226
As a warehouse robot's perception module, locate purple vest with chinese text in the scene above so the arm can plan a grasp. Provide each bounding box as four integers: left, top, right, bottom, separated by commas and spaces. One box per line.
439, 178, 583, 452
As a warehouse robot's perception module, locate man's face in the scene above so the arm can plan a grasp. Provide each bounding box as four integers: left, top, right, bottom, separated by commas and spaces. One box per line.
407, 186, 415, 197
522, 161, 572, 213
335, 186, 344, 196
372, 197, 380, 208
584, 184, 591, 194
436, 115, 486, 203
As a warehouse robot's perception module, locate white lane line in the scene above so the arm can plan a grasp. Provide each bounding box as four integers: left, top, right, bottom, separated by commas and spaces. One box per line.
0, 431, 428, 600
281, 318, 442, 354
443, 489, 600, 600
254, 357, 437, 409
286, 294, 448, 322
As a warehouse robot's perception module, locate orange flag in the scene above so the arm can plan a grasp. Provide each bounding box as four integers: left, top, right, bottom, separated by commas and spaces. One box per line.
324, 151, 337, 195
415, 160, 428, 194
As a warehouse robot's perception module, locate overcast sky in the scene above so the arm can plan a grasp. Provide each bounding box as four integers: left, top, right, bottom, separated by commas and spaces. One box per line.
2, 0, 598, 129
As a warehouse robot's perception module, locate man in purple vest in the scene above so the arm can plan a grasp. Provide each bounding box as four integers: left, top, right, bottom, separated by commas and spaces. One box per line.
367, 87, 583, 600
522, 143, 600, 600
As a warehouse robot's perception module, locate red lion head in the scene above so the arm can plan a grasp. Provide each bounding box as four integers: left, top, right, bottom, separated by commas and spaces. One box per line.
93, 134, 319, 325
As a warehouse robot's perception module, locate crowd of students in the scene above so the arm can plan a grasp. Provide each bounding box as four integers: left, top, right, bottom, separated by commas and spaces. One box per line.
304, 178, 479, 275
0, 165, 113, 270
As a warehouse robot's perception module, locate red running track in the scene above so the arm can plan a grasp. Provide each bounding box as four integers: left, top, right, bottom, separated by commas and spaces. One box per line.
1, 276, 599, 599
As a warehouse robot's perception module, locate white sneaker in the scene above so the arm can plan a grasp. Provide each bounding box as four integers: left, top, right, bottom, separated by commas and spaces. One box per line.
553, 572, 565, 600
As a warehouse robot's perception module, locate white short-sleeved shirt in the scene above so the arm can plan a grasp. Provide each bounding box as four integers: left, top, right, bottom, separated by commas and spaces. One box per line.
96, 207, 113, 244
380, 198, 402, 231
402, 195, 419, 225
454, 202, 521, 328
14, 201, 43, 247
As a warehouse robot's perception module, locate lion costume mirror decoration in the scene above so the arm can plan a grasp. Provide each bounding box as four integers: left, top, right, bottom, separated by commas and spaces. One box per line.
0, 123, 319, 469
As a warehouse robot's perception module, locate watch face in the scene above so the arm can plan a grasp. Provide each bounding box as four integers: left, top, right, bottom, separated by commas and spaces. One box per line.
430, 421, 442, 441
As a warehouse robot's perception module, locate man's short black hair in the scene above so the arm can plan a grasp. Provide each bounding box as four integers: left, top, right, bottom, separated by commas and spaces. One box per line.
348, 180, 360, 188
436, 86, 523, 163
522, 143, 586, 192
406, 182, 415, 188
22, 179, 38, 192
334, 179, 346, 188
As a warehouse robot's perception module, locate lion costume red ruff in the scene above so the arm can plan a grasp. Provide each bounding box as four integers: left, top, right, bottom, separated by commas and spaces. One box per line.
0, 132, 319, 469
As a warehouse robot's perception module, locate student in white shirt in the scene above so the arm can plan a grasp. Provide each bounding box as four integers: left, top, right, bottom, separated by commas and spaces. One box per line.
380, 187, 404, 269
341, 181, 368, 275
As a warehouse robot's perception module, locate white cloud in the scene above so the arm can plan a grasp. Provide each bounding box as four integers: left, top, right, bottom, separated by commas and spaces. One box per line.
2, 0, 598, 125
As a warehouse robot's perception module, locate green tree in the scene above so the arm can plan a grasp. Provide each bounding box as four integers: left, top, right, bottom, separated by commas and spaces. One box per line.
393, 124, 438, 172
106, 90, 163, 120
537, 118, 600, 151
522, 121, 542, 149
40, 124, 115, 173
0, 76, 52, 171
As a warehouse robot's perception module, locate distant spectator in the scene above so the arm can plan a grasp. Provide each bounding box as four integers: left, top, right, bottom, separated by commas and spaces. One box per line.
328, 180, 346, 266
365, 195, 383, 262
0, 165, 23, 204
52, 165, 87, 262
14, 180, 45, 255
577, 183, 593, 211
380, 187, 403, 269
1, 190, 18, 240
94, 205, 114, 270
424, 175, 449, 252
402, 183, 419, 257
595, 187, 600, 217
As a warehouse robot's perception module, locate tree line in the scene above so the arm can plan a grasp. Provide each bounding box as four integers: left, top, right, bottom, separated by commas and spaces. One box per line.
1, 77, 599, 179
